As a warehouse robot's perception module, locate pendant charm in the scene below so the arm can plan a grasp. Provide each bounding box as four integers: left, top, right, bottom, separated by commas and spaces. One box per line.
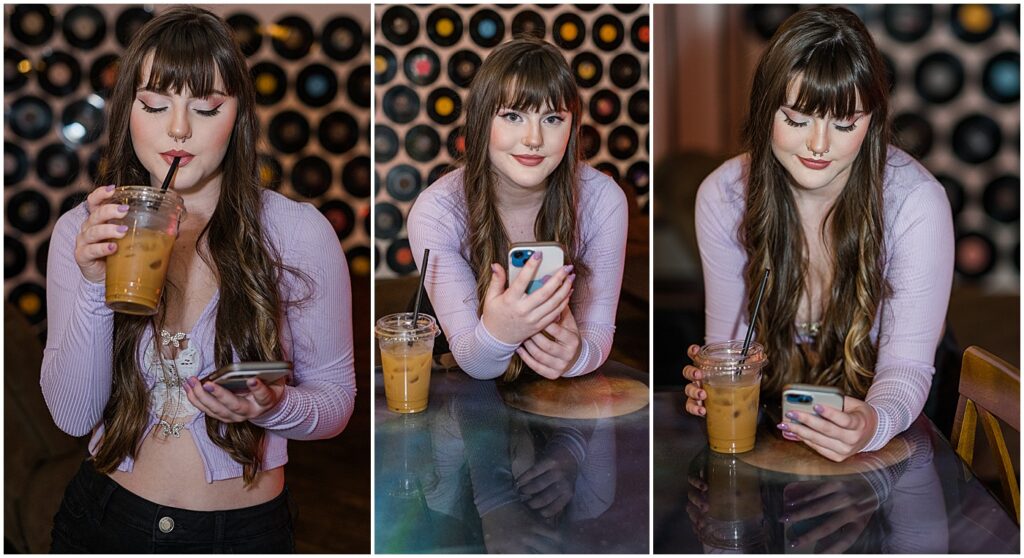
160, 330, 187, 348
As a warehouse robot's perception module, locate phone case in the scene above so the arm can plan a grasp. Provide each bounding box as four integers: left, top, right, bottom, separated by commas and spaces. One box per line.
507, 242, 565, 294
208, 361, 292, 393
782, 383, 844, 426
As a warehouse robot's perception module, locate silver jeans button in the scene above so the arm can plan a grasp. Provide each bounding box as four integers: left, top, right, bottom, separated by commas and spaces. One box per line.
158, 516, 175, 533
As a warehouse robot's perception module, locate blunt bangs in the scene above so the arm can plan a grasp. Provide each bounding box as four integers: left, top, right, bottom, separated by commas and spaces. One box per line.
138, 21, 238, 97
789, 41, 878, 120
495, 52, 577, 115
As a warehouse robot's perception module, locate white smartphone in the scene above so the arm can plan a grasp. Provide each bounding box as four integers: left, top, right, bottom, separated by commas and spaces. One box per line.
782, 383, 844, 427
507, 242, 565, 294
206, 361, 292, 394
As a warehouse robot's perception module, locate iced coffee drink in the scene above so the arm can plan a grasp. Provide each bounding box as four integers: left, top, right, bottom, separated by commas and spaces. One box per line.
695, 341, 766, 454
376, 313, 439, 413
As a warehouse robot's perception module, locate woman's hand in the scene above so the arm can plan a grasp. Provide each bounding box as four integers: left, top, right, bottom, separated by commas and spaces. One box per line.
516, 443, 580, 518
516, 307, 581, 380
681, 344, 707, 417
780, 478, 878, 552
186, 377, 286, 422
481, 253, 575, 346
777, 396, 878, 462
74, 185, 128, 284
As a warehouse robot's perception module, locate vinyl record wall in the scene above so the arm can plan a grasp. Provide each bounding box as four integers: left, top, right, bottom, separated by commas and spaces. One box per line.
4, 4, 371, 338
374, 4, 650, 277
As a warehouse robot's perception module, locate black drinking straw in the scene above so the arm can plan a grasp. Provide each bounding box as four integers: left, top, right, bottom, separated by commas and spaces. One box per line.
160, 157, 181, 191
741, 268, 771, 357
411, 248, 430, 326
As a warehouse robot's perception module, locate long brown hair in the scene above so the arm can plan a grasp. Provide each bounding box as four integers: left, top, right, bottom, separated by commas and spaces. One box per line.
93, 6, 290, 485
740, 6, 891, 399
460, 36, 586, 382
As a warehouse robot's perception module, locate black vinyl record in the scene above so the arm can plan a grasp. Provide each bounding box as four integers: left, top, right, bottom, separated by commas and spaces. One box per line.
297, 63, 339, 107
405, 125, 441, 162
268, 110, 311, 154
116, 7, 155, 48
382, 85, 420, 124
403, 47, 441, 86
36, 238, 50, 277
89, 53, 120, 98
7, 190, 51, 234
627, 160, 650, 195
952, 114, 1002, 164
272, 16, 314, 60
954, 232, 997, 278
8, 282, 47, 325
5, 236, 27, 280
427, 7, 464, 47
61, 97, 106, 145
258, 153, 283, 191
346, 246, 372, 278
11, 5, 55, 46
914, 51, 964, 104
320, 199, 356, 241
87, 146, 108, 184
937, 175, 965, 217
342, 155, 371, 198
983, 51, 1020, 104
982, 175, 1019, 223
594, 162, 620, 183
553, 13, 586, 50
628, 89, 649, 124
251, 62, 287, 105
883, 5, 933, 42
427, 87, 462, 125
381, 6, 420, 46
59, 190, 88, 216
291, 155, 332, 199
589, 89, 621, 125
593, 15, 625, 51
893, 112, 934, 159
572, 52, 603, 89
512, 10, 545, 39
319, 111, 359, 154
746, 5, 800, 41
376, 125, 400, 163
469, 9, 505, 48
227, 13, 263, 57
609, 125, 639, 160
446, 126, 465, 159
5, 47, 31, 92
36, 143, 80, 188
63, 6, 106, 50
5, 141, 29, 185
882, 53, 898, 93
448, 50, 482, 88
323, 16, 364, 62
375, 202, 404, 240
386, 164, 422, 202
347, 64, 371, 108
9, 96, 53, 140
631, 15, 650, 51
951, 4, 999, 43
386, 238, 417, 274
375, 45, 398, 85
610, 53, 641, 89
580, 125, 601, 160
427, 163, 453, 186
39, 51, 82, 97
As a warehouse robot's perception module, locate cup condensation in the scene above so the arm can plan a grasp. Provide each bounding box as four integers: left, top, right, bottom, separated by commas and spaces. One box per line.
376, 313, 439, 413
104, 186, 185, 315
695, 341, 767, 454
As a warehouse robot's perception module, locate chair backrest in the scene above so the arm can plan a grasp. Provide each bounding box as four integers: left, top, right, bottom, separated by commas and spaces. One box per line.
950, 346, 1020, 524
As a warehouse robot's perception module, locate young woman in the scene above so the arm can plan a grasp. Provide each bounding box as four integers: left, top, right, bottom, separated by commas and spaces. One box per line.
41, 7, 355, 552
408, 37, 628, 382
682, 6, 954, 462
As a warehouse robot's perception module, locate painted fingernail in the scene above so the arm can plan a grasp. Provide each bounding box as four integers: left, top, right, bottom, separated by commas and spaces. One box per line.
108, 243, 117, 252
186, 377, 197, 388
699, 407, 706, 416
531, 251, 542, 261
203, 383, 216, 393
105, 184, 115, 192
540, 275, 551, 285
785, 411, 797, 420
813, 404, 824, 414
562, 264, 574, 274
777, 422, 788, 430
567, 273, 577, 283
117, 204, 129, 212
783, 432, 799, 441
699, 390, 706, 399
116, 225, 128, 233
247, 378, 258, 387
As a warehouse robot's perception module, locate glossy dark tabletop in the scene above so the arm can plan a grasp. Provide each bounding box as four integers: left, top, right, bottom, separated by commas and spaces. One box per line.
375, 360, 650, 554
653, 388, 1020, 554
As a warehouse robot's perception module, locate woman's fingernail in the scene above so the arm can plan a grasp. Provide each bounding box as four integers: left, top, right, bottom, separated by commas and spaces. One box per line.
108, 243, 117, 252
699, 407, 706, 416
777, 423, 788, 430
785, 411, 797, 420
186, 377, 197, 388
531, 251, 542, 261
247, 378, 259, 387
105, 184, 115, 191
567, 273, 577, 283
783, 432, 799, 441
117, 204, 129, 212
116, 225, 128, 233
813, 404, 824, 414
562, 264, 574, 274
540, 275, 551, 285
203, 383, 216, 393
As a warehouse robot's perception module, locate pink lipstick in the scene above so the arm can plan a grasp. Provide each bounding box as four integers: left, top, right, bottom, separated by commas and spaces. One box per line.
512, 154, 544, 167
797, 156, 831, 170
161, 150, 194, 167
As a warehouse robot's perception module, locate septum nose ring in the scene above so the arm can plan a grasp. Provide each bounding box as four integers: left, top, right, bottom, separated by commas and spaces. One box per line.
168, 130, 190, 143
810, 147, 829, 158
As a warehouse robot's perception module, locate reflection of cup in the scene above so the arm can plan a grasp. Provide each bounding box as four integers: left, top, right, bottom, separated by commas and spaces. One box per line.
695, 341, 766, 454
376, 312, 439, 413
104, 186, 185, 315
699, 451, 768, 550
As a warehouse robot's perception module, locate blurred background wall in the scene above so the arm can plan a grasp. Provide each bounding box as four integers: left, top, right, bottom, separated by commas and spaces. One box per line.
4, 4, 370, 552
653, 4, 1020, 388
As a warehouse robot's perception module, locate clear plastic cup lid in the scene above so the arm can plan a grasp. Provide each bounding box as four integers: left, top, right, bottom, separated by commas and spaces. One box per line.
375, 312, 439, 341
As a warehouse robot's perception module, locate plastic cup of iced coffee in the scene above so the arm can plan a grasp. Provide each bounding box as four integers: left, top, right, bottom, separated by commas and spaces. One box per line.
104, 186, 185, 315
694, 341, 767, 454
375, 313, 439, 413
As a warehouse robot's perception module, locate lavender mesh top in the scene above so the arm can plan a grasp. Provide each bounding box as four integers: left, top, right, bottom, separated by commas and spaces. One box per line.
40, 189, 357, 482
407, 164, 629, 380
695, 147, 954, 452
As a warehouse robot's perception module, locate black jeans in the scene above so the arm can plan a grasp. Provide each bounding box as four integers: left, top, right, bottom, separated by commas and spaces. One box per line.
50, 460, 295, 553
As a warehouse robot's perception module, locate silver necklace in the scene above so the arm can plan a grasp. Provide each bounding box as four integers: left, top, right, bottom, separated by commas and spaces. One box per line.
155, 329, 190, 438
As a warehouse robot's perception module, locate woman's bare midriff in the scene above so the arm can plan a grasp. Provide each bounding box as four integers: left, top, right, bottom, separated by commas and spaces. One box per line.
109, 421, 284, 511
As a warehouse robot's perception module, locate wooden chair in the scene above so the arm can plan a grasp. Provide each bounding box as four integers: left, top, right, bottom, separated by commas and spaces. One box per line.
950, 346, 1020, 524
